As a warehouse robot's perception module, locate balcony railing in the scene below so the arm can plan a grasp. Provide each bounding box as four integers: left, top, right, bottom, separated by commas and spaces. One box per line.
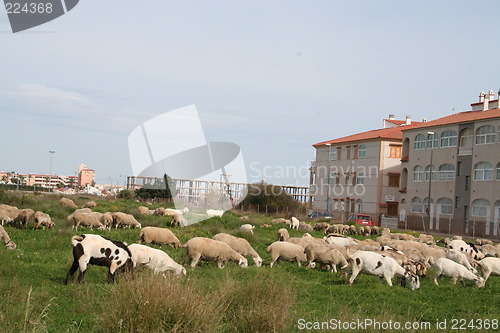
458, 146, 472, 156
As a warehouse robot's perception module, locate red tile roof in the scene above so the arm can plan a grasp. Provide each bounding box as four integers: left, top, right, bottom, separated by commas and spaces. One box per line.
402, 108, 500, 131
384, 119, 407, 125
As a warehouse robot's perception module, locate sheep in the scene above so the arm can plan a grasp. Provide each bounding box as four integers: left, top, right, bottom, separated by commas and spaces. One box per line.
171, 213, 188, 227
65, 234, 133, 284
348, 225, 357, 235
313, 222, 330, 232
326, 224, 342, 235
448, 239, 484, 260
0, 212, 13, 226
72, 213, 105, 231
370, 226, 380, 236
266, 241, 308, 267
446, 249, 477, 273
240, 216, 249, 220
304, 243, 348, 272
101, 212, 114, 230
33, 211, 54, 230
16, 208, 34, 228
477, 257, 500, 283
362, 226, 372, 237
138, 206, 153, 215
83, 201, 97, 208
213, 233, 263, 267
112, 212, 142, 229
0, 225, 16, 250
377, 246, 427, 277
290, 217, 300, 230
381, 228, 391, 236
206, 209, 225, 217
348, 251, 420, 290
324, 235, 357, 247
476, 238, 493, 246
287, 235, 326, 248
154, 207, 166, 216
479, 244, 500, 258
128, 243, 186, 276
432, 258, 484, 287
240, 224, 255, 234
138, 226, 181, 248
0, 205, 20, 221
277, 228, 290, 241
418, 233, 436, 245
59, 197, 78, 208
298, 222, 313, 232
183, 237, 248, 268
270, 218, 287, 224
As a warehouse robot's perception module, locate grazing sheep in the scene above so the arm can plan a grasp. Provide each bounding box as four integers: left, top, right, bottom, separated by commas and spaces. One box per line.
59, 198, 78, 208
446, 249, 477, 273
183, 237, 248, 269
348, 251, 420, 290
304, 243, 348, 272
128, 243, 186, 276
418, 233, 436, 245
476, 238, 493, 246
65, 234, 133, 284
313, 222, 330, 232
324, 235, 357, 247
370, 226, 380, 236
154, 207, 166, 216
240, 216, 249, 220
287, 236, 326, 249
72, 213, 105, 231
101, 212, 114, 230
33, 211, 54, 230
266, 241, 308, 268
112, 212, 142, 229
0, 212, 13, 226
164, 207, 189, 216
138, 227, 181, 248
138, 206, 153, 215
348, 225, 357, 235
0, 225, 16, 250
448, 239, 484, 260
270, 218, 287, 225
83, 201, 97, 208
277, 228, 290, 242
16, 209, 35, 228
479, 244, 500, 258
381, 228, 391, 236
213, 233, 263, 267
171, 213, 188, 227
67, 208, 92, 222
477, 257, 500, 283
433, 258, 484, 287
299, 222, 313, 232
240, 224, 255, 234
0, 205, 20, 222
290, 217, 300, 230
206, 209, 225, 217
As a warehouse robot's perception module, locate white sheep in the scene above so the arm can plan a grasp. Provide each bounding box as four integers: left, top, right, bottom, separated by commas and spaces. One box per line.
71, 212, 105, 231
304, 243, 348, 272
446, 249, 477, 273
277, 228, 290, 241
112, 212, 142, 229
183, 237, 248, 268
138, 206, 153, 215
0, 212, 14, 226
270, 218, 287, 224
138, 226, 181, 248
298, 222, 313, 232
287, 236, 326, 249
447, 239, 484, 260
16, 209, 34, 228
171, 213, 188, 227
477, 257, 500, 283
433, 257, 484, 287
266, 241, 308, 268
84, 201, 97, 208
348, 251, 420, 290
101, 212, 114, 230
479, 244, 500, 258
213, 233, 263, 267
324, 235, 357, 247
0, 225, 16, 250
418, 233, 436, 245
59, 197, 78, 208
290, 217, 300, 230
128, 243, 186, 276
33, 211, 54, 229
206, 209, 225, 217
313, 222, 330, 232
240, 224, 255, 234
164, 207, 189, 215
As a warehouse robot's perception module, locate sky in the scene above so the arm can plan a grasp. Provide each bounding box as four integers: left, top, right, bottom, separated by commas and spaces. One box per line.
1, 0, 500, 187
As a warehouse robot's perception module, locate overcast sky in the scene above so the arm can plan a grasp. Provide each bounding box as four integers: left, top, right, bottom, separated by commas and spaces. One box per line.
1, 1, 500, 186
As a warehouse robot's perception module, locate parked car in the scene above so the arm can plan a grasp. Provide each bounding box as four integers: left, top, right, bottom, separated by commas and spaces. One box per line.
346, 214, 374, 226
306, 211, 333, 220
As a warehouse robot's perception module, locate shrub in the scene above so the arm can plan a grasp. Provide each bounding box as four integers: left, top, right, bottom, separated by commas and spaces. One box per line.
117, 190, 136, 200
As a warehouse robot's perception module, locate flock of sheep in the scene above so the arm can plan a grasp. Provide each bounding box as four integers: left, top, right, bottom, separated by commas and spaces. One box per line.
1, 197, 500, 290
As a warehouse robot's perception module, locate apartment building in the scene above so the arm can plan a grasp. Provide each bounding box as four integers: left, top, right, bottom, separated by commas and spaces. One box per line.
309, 116, 419, 222
400, 90, 500, 238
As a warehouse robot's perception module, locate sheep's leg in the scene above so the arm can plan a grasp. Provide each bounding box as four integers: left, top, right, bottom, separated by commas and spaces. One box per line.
433, 274, 441, 286
217, 260, 225, 269
270, 255, 278, 268
189, 253, 201, 268
348, 267, 360, 285
451, 275, 458, 285
383, 273, 393, 287
482, 270, 491, 282
65, 260, 79, 284
331, 264, 337, 273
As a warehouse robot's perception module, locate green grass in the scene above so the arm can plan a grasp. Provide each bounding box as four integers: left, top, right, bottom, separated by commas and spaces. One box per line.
0, 191, 499, 332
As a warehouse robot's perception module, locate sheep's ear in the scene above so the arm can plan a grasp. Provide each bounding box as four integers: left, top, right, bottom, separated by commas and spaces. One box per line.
123, 242, 128, 246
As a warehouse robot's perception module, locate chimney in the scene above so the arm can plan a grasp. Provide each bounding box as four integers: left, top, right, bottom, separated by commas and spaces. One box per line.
422, 118, 427, 123
479, 91, 485, 103
405, 116, 411, 125
482, 90, 493, 110
388, 114, 395, 120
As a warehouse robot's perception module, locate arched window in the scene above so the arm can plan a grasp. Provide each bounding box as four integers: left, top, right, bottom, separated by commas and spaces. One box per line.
358, 144, 366, 158
476, 125, 496, 144
459, 128, 473, 155
474, 162, 493, 181
472, 199, 490, 217
427, 132, 438, 148
414, 134, 425, 150
440, 130, 458, 147
411, 197, 422, 213
425, 165, 436, 181
438, 164, 455, 181
355, 199, 363, 213
413, 165, 423, 182
437, 197, 453, 215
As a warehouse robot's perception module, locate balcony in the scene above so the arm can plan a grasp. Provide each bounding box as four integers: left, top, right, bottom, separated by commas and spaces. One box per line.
458, 146, 472, 156
399, 187, 407, 193
400, 155, 409, 162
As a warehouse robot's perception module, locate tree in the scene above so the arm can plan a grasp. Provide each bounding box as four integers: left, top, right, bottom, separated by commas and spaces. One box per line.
239, 181, 302, 213
135, 174, 177, 200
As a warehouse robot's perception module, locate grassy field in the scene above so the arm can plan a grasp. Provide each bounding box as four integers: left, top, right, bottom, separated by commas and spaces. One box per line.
0, 191, 499, 332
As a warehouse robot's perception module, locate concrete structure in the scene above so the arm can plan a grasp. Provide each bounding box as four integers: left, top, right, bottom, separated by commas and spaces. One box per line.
310, 116, 420, 223
78, 164, 95, 188
400, 90, 500, 238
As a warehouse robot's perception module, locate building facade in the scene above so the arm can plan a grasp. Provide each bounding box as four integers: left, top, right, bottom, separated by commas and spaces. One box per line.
400, 90, 500, 238
309, 116, 418, 222
78, 164, 95, 187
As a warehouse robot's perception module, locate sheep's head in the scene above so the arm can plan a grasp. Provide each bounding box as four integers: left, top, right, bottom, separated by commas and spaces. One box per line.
238, 257, 248, 268
475, 276, 485, 288
253, 257, 263, 267
415, 262, 428, 277
404, 272, 420, 290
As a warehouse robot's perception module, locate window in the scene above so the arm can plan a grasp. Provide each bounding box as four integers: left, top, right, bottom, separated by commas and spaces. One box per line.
336, 147, 342, 160
455, 196, 460, 208
427, 132, 438, 148
413, 165, 423, 182
425, 165, 436, 181
411, 197, 422, 213
353, 145, 359, 159
344, 174, 349, 186
475, 125, 496, 144
440, 130, 458, 147
459, 128, 473, 147
389, 145, 402, 158
328, 172, 336, 185
355, 199, 363, 213
414, 134, 425, 150
438, 164, 455, 181
496, 162, 500, 180
356, 172, 364, 185
335, 173, 340, 185
358, 144, 366, 158
351, 172, 357, 186
474, 162, 493, 181
346, 146, 351, 159
437, 198, 453, 215
328, 146, 337, 160
457, 161, 461, 176
472, 199, 490, 217
465, 176, 470, 190
388, 173, 400, 187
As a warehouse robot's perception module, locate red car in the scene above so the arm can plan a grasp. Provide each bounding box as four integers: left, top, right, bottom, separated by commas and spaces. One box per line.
347, 214, 374, 226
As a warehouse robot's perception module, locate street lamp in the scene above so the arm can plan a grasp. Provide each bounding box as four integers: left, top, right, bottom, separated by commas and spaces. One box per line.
48, 150, 55, 191
325, 143, 331, 212
426, 132, 435, 225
